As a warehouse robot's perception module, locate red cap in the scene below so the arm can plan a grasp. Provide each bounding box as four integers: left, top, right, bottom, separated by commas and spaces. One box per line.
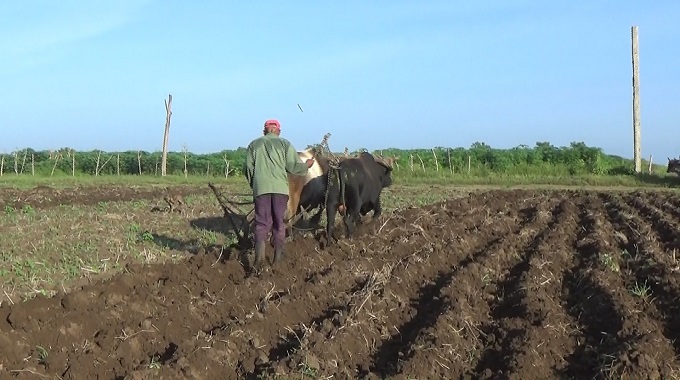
264, 119, 280, 130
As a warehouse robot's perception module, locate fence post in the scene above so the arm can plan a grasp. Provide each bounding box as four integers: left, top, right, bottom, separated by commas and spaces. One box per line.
631, 26, 642, 173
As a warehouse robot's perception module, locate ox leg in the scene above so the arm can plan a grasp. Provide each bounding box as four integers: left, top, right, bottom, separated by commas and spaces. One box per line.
344, 211, 361, 238
343, 187, 361, 239
372, 196, 383, 219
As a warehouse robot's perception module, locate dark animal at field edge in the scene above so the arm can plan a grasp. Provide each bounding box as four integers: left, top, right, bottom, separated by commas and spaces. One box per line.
324, 152, 394, 247
667, 157, 680, 175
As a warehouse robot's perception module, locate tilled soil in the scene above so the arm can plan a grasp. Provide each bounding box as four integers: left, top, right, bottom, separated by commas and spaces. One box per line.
0, 184, 211, 210
2, 189, 680, 379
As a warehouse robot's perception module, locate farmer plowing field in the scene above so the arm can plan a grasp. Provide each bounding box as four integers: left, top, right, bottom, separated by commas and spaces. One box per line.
244, 119, 314, 270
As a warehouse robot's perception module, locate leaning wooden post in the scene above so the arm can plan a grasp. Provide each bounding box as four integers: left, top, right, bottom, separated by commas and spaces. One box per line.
31, 154, 35, 176
51, 154, 60, 176
137, 151, 142, 175
20, 150, 27, 174
631, 26, 642, 173
431, 149, 439, 172
95, 150, 102, 176
71, 149, 75, 176
223, 154, 230, 178
648, 154, 653, 174
0, 155, 4, 177
447, 148, 453, 174
416, 154, 425, 172
161, 94, 173, 176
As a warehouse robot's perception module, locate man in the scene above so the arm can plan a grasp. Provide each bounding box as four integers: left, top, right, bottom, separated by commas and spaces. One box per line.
244, 119, 314, 270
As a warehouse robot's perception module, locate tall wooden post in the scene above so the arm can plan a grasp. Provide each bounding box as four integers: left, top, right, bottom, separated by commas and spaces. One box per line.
161, 94, 173, 176
631, 26, 641, 173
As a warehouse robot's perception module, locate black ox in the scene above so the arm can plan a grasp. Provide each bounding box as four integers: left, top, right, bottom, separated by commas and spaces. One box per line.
323, 152, 394, 247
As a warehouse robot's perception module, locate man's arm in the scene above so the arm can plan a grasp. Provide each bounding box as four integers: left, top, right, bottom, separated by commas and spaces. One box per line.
244, 143, 255, 188
285, 142, 310, 176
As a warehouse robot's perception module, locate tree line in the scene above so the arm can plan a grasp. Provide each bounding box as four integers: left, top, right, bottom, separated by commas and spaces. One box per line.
0, 141, 638, 178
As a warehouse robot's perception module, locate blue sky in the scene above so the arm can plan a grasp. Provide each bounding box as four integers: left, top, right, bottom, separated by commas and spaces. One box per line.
1, 1, 678, 160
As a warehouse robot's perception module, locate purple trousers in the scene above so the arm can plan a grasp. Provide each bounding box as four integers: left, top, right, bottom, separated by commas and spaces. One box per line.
253, 193, 289, 249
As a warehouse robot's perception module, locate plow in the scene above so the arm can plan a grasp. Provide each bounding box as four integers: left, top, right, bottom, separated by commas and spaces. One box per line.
207, 182, 321, 246
207, 183, 256, 245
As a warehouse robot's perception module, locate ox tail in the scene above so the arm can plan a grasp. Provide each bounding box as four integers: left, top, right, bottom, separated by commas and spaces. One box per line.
325, 165, 347, 216
337, 166, 347, 216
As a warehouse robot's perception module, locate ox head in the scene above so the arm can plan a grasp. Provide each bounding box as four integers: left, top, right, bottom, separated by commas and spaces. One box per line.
373, 155, 395, 188
298, 147, 326, 179
668, 157, 680, 175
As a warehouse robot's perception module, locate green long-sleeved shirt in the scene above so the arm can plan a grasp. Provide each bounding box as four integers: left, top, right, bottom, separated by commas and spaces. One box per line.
244, 132, 309, 197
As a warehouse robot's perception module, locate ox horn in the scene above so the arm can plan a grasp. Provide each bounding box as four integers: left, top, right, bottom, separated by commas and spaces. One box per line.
376, 156, 395, 168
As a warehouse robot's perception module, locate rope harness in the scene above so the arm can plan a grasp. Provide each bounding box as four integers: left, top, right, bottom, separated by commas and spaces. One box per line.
317, 134, 346, 218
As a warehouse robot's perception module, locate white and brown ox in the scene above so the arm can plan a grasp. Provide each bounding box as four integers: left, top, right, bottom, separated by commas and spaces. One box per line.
284, 148, 334, 229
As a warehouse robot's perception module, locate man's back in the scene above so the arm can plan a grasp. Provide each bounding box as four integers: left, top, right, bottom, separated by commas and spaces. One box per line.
245, 133, 308, 197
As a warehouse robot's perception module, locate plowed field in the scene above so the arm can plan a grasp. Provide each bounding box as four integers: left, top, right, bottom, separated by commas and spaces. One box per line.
2, 188, 680, 379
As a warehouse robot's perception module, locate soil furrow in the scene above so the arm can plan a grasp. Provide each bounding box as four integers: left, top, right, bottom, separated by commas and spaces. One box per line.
561, 192, 632, 379
622, 191, 680, 251
594, 192, 680, 378
665, 193, 680, 211
641, 191, 680, 221
252, 191, 524, 378
471, 194, 573, 378
373, 195, 558, 379
236, 196, 522, 376
605, 192, 680, 271
491, 194, 583, 379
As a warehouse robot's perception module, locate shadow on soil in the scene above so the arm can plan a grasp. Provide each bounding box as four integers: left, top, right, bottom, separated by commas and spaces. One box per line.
369, 271, 454, 377
149, 230, 255, 273
190, 215, 248, 236
148, 233, 201, 252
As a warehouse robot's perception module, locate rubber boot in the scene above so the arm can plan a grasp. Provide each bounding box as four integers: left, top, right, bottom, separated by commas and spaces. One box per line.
273, 246, 284, 264
253, 241, 265, 270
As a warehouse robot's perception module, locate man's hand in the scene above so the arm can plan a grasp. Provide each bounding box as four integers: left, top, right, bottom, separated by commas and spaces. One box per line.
306, 159, 314, 168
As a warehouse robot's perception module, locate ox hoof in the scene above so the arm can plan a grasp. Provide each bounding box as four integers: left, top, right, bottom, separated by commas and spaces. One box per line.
321, 236, 335, 250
